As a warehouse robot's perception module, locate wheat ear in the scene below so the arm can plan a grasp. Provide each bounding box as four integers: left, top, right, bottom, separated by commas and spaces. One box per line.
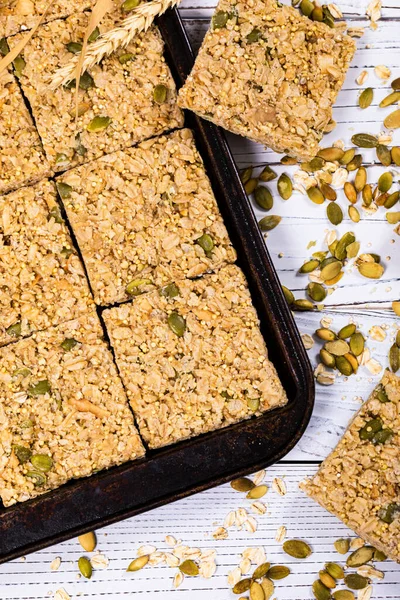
51, 0, 182, 89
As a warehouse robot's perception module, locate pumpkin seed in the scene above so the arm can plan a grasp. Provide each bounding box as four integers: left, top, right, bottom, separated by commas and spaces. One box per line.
6, 322, 22, 337
316, 328, 336, 341
345, 352, 359, 373
373, 548, 387, 561
259, 165, 277, 182
13, 445, 32, 464
277, 174, 293, 200
384, 191, 399, 208
344, 182, 357, 204
0, 37, 9, 56
167, 312, 186, 337
233, 578, 252, 594
88, 26, 100, 42
359, 417, 383, 440
119, 53, 135, 64
389, 343, 400, 372
386, 211, 400, 224
61, 338, 79, 351
67, 41, 83, 54
258, 215, 281, 231
245, 178, 258, 195
65, 71, 94, 90
319, 570, 336, 589
281, 155, 297, 165
240, 166, 253, 184
196, 233, 214, 255
378, 502, 400, 524
333, 592, 355, 600
376, 144, 392, 166
338, 324, 356, 339
320, 260, 342, 282
122, 0, 140, 9
344, 574, 368, 590
78, 556, 92, 579
358, 261, 384, 279
126, 278, 152, 296
307, 187, 325, 205
327, 202, 343, 225
361, 184, 373, 207
311, 6, 323, 20
347, 546, 374, 567
13, 55, 26, 78
78, 532, 97, 552
231, 477, 255, 492
393, 301, 400, 315
250, 581, 265, 600
391, 146, 400, 166
160, 282, 180, 298
282, 286, 294, 305
397, 331, 400, 347
283, 539, 312, 559
13, 368, 30, 378
153, 84, 168, 104
334, 232, 355, 260
307, 282, 327, 302
247, 485, 268, 499
349, 332, 364, 356
318, 147, 344, 162
351, 133, 378, 148
267, 565, 290, 580
325, 339, 350, 356
348, 205, 360, 223
57, 182, 72, 200
346, 154, 362, 171
254, 186, 273, 210
300, 0, 314, 16
31, 454, 53, 472
247, 28, 262, 43
380, 91, 400, 109
384, 109, 400, 129
358, 87, 373, 109
320, 183, 337, 201
335, 355, 353, 376
127, 555, 149, 571
376, 384, 390, 403
87, 116, 111, 132
300, 259, 320, 273
391, 77, 400, 90
320, 349, 336, 368
260, 578, 274, 599
346, 241, 360, 258
247, 397, 260, 411
28, 380, 51, 396
26, 470, 46, 486
292, 299, 315, 311
373, 428, 393, 444
75, 133, 87, 156
340, 148, 356, 165
302, 157, 325, 172
212, 10, 230, 28
354, 167, 367, 192
253, 563, 271, 579
334, 538, 350, 554
312, 580, 331, 600
378, 171, 393, 192
325, 562, 344, 580
179, 559, 199, 576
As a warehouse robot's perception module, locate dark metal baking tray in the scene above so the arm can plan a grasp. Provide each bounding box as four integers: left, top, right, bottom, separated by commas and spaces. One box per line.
0, 8, 314, 563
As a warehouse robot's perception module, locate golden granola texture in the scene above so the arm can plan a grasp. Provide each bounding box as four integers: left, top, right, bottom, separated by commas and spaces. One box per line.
103, 264, 288, 449
301, 371, 400, 563
0, 312, 145, 507
178, 0, 356, 161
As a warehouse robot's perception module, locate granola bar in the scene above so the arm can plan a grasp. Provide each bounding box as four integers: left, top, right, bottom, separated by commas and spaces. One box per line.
0, 0, 92, 37
0, 69, 51, 194
301, 371, 400, 563
103, 264, 287, 449
58, 129, 236, 306
8, 12, 183, 171
0, 311, 145, 507
178, 0, 356, 161
0, 179, 94, 346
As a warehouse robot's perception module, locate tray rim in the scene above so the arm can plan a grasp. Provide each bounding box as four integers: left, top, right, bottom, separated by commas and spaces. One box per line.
0, 7, 315, 564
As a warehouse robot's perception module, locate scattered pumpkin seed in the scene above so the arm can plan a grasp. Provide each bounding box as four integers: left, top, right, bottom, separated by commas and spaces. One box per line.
351, 133, 378, 148
28, 380, 51, 397
391, 146, 400, 166
233, 578, 252, 594
153, 84, 168, 104
320, 349, 336, 368
376, 144, 392, 166
13, 445, 32, 464
318, 147, 344, 162
240, 166, 253, 184
26, 470, 46, 486
78, 532, 97, 552
307, 282, 327, 302
378, 171, 393, 193
358, 261, 384, 279
281, 155, 297, 165
312, 580, 331, 600
346, 154, 362, 171
354, 167, 367, 192
277, 173, 293, 200
254, 186, 273, 210
316, 328, 336, 341
121, 0, 140, 10
384, 109, 400, 129
87, 116, 111, 132
358, 87, 373, 109
300, 259, 320, 273
247, 485, 268, 499
344, 182, 357, 204
391, 77, 400, 90
319, 570, 336, 589
348, 205, 360, 223
393, 301, 400, 316
78, 556, 92, 579
386, 211, 400, 224
283, 539, 312, 559
212, 10, 230, 28
346, 241, 360, 258
260, 578, 274, 599
340, 148, 356, 165
245, 178, 258, 195
307, 187, 325, 205
179, 559, 199, 576
380, 91, 400, 108
320, 260, 342, 282
231, 477, 255, 492
334, 538, 350, 554
259, 215, 281, 231
333, 592, 355, 600
6, 322, 22, 337
320, 183, 337, 201
267, 565, 290, 580
167, 312, 186, 337
300, 0, 314, 17
282, 286, 294, 305
326, 202, 343, 225
349, 332, 364, 356
335, 355, 353, 376
325, 562, 345, 580
253, 563, 271, 579
389, 343, 400, 372
384, 191, 399, 208
325, 339, 350, 356
338, 324, 356, 339
335, 232, 355, 260
373, 548, 387, 561
344, 574, 368, 590
259, 165, 277, 182
249, 581, 265, 600
127, 555, 149, 572
346, 546, 374, 567
292, 299, 315, 311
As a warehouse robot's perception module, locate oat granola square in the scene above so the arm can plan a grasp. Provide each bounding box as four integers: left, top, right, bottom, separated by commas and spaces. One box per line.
178, 0, 356, 161
301, 371, 400, 563
0, 311, 145, 507
8, 12, 183, 171
103, 264, 288, 449
0, 178, 94, 346
0, 69, 51, 195
57, 128, 236, 306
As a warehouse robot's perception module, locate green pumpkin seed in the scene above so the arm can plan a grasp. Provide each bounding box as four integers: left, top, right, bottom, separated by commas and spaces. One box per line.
391, 77, 400, 90
384, 191, 399, 208
160, 282, 180, 298
378, 502, 400, 524
65, 71, 94, 90
48, 205, 63, 224
389, 343, 400, 372
282, 286, 294, 305
344, 182, 357, 204
300, 0, 314, 16
247, 485, 268, 499
75, 133, 87, 156
61, 338, 79, 351
281, 155, 297, 165
253, 562, 271, 579
384, 109, 400, 129
167, 312, 186, 337
13, 55, 26, 78
312, 580, 331, 600
67, 41, 82, 54
316, 328, 336, 341
325, 339, 350, 356
334, 232, 354, 260
351, 133, 378, 148
302, 157, 325, 172
283, 539, 312, 559
358, 261, 384, 279
346, 546, 374, 567
88, 26, 100, 42
267, 565, 290, 580
338, 324, 356, 339
311, 6, 323, 21
317, 147, 344, 162
320, 349, 336, 368
233, 578, 252, 594
376, 144, 392, 166
6, 322, 22, 338
344, 574, 368, 590
179, 559, 199, 576
78, 556, 92, 579
247, 28, 262, 43
231, 477, 255, 492
381, 91, 400, 109
354, 167, 367, 192
362, 184, 373, 207
153, 84, 168, 104
28, 380, 51, 397
241, 166, 253, 184
346, 241, 360, 259
334, 538, 350, 554
56, 182, 72, 200
0, 37, 10, 56
376, 384, 390, 403
31, 454, 53, 472
260, 578, 274, 599
373, 428, 393, 444
246, 397, 260, 411
196, 233, 214, 255
26, 470, 46, 486
212, 10, 229, 28
319, 570, 336, 589
358, 87, 373, 109
292, 299, 315, 311
249, 581, 264, 600
333, 592, 355, 600
373, 548, 387, 561
277, 174, 293, 200
13, 445, 32, 464
300, 259, 320, 273
307, 282, 327, 302
340, 148, 356, 165
327, 202, 343, 225
320, 260, 342, 282
87, 116, 111, 132
325, 562, 344, 580
386, 211, 400, 224
259, 165, 277, 182
254, 186, 273, 210
119, 53, 135, 64
391, 146, 400, 166
359, 417, 383, 441
78, 532, 97, 552
348, 205, 360, 223
55, 153, 70, 166
346, 154, 362, 171
320, 183, 337, 201
244, 178, 258, 195
127, 555, 149, 571
125, 278, 152, 296
121, 0, 140, 10
335, 355, 353, 376
397, 331, 400, 347
307, 187, 325, 205
259, 215, 281, 231
378, 171, 393, 193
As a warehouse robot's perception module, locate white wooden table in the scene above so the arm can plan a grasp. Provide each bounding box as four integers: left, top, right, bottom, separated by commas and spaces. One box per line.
1, 1, 399, 598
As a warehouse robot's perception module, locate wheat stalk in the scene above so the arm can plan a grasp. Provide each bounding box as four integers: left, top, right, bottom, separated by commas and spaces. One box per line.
51, 0, 182, 89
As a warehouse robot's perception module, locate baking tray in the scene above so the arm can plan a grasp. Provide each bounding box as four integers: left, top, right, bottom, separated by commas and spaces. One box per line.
0, 8, 314, 563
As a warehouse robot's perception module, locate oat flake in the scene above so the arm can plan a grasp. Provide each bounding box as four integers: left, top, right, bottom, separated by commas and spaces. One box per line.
213, 526, 228, 540
253, 469, 266, 486
173, 571, 184, 588
227, 567, 242, 586
356, 70, 369, 85
301, 333, 314, 350
275, 525, 287, 543
375, 65, 391, 80
358, 584, 373, 600
272, 477, 287, 496
54, 590, 70, 600
369, 326, 386, 342
50, 557, 61, 572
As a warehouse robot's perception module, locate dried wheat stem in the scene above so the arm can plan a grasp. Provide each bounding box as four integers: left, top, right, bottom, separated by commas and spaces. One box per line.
51, 0, 182, 89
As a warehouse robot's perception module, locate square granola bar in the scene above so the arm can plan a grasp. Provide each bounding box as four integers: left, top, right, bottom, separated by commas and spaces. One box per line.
103, 264, 287, 449
0, 178, 94, 346
0, 0, 92, 38
178, 0, 356, 161
0, 69, 51, 194
58, 129, 236, 305
301, 371, 400, 563
0, 311, 145, 507
8, 12, 183, 170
